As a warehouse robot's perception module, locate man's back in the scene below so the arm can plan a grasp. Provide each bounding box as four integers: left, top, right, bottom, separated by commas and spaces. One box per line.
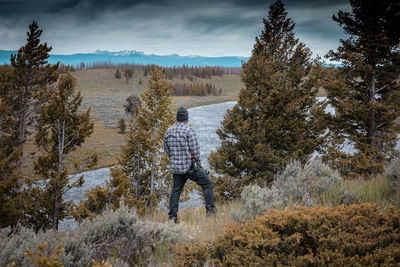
165, 106, 216, 223
164, 122, 200, 175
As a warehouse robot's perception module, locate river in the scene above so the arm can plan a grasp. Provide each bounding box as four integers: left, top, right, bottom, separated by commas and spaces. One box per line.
60, 101, 237, 230
61, 99, 400, 230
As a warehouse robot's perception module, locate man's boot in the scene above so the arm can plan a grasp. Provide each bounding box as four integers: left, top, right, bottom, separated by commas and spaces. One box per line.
169, 215, 179, 224
206, 207, 217, 218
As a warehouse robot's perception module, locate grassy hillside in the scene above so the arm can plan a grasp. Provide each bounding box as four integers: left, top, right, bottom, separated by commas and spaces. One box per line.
22, 68, 243, 176
22, 67, 328, 176
71, 68, 242, 127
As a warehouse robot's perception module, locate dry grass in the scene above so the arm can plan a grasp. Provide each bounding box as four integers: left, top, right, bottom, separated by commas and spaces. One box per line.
20, 68, 327, 176
20, 68, 243, 176
71, 68, 243, 128
22, 121, 124, 177
142, 200, 241, 242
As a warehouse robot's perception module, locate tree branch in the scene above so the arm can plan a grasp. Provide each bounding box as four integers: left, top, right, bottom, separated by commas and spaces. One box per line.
376, 80, 396, 94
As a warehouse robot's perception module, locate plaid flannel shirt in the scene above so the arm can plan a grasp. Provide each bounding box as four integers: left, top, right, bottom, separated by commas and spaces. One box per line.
164, 122, 200, 174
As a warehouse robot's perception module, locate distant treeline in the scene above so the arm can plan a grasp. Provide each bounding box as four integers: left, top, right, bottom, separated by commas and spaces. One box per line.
171, 82, 224, 96
58, 61, 241, 79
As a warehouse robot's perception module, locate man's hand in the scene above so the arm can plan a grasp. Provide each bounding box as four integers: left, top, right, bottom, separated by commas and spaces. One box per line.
200, 163, 205, 169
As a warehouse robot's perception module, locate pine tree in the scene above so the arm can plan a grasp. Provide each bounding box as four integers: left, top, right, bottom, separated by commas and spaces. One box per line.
72, 167, 133, 222
124, 68, 133, 83
0, 21, 58, 228
323, 0, 400, 177
30, 73, 95, 230
124, 94, 142, 121
115, 69, 121, 79
209, 0, 325, 199
119, 67, 175, 213
0, 66, 22, 228
8, 21, 59, 181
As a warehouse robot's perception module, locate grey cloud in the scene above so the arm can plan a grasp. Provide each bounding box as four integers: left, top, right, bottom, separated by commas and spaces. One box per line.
0, 0, 351, 58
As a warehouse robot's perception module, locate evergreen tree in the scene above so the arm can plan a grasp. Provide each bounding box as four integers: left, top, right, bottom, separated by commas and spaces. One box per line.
115, 69, 121, 79
119, 67, 175, 213
323, 0, 400, 177
124, 68, 133, 83
0, 21, 59, 228
8, 21, 59, 181
31, 73, 95, 230
209, 0, 325, 199
0, 67, 22, 228
124, 94, 142, 121
72, 167, 133, 222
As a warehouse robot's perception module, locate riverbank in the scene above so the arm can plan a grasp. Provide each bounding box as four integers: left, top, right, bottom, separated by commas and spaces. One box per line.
21, 98, 237, 177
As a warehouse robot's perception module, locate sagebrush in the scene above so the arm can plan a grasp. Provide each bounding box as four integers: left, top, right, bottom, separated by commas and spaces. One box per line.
176, 204, 400, 266
232, 159, 345, 220
0, 205, 185, 266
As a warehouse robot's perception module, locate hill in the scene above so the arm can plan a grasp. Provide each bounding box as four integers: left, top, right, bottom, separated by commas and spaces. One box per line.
21, 67, 243, 175
0, 50, 248, 67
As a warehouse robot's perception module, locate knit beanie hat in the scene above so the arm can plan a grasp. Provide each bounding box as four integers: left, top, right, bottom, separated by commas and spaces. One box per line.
176, 106, 188, 122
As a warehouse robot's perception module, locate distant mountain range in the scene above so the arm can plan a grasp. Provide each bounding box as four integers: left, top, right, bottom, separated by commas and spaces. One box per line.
0, 50, 248, 67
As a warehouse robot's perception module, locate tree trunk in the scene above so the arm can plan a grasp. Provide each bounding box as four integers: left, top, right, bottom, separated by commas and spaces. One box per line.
52, 191, 60, 230
53, 119, 65, 231
368, 73, 377, 162
136, 144, 141, 200
150, 138, 156, 208
16, 110, 27, 189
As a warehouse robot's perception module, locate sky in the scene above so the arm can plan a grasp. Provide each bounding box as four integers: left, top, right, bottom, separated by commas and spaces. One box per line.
0, 0, 351, 58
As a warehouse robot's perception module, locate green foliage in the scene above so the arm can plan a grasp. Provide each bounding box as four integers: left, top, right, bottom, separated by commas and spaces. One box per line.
0, 205, 185, 266
323, 0, 400, 177
5, 20, 59, 175
171, 82, 222, 96
232, 159, 343, 221
0, 21, 59, 229
71, 167, 133, 221
209, 0, 325, 198
27, 73, 95, 231
119, 67, 175, 213
176, 204, 400, 266
385, 158, 400, 190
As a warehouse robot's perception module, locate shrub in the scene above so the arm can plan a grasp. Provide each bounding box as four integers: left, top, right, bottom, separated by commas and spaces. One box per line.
25, 242, 64, 267
231, 185, 283, 221
234, 159, 344, 220
337, 187, 360, 206
173, 242, 209, 267
176, 204, 400, 266
385, 158, 400, 189
1, 205, 185, 266
275, 159, 342, 206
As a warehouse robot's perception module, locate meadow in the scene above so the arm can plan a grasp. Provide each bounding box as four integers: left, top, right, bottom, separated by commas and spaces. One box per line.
21, 68, 243, 176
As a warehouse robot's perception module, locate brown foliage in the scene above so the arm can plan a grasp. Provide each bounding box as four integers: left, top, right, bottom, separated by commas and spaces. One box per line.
25, 242, 64, 267
175, 204, 400, 266
171, 82, 222, 96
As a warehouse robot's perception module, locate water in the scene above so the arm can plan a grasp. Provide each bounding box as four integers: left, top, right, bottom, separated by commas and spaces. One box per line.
60, 101, 237, 230
61, 99, 400, 230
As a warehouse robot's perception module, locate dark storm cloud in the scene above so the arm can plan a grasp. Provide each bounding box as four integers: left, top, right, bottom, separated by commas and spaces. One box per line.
228, 0, 348, 8
0, 0, 350, 57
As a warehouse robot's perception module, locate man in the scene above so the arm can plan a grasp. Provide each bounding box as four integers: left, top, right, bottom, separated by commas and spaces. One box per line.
164, 106, 216, 223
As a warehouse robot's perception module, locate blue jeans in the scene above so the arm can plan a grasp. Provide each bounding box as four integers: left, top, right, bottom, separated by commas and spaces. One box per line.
168, 169, 216, 220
